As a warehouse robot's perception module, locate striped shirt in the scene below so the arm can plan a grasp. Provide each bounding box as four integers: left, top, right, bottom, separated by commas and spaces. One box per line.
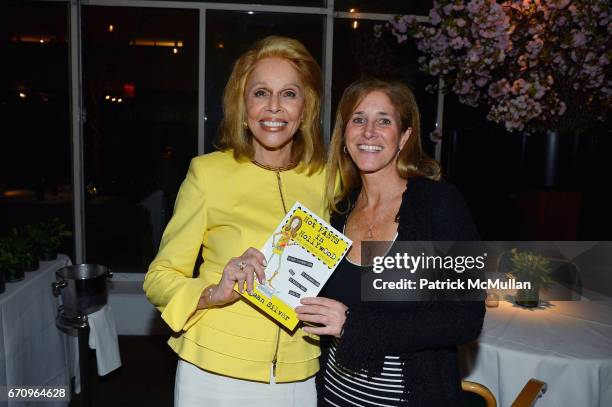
322, 337, 406, 407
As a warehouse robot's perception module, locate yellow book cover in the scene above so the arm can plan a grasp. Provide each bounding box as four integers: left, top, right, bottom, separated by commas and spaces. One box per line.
239, 201, 352, 330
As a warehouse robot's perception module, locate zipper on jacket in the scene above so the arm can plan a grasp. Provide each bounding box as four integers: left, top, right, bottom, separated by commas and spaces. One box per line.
275, 170, 288, 215
272, 326, 281, 378
272, 170, 286, 379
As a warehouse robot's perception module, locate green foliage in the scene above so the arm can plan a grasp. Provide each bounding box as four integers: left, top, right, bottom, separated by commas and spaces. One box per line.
0, 228, 35, 273
0, 219, 72, 274
0, 236, 21, 270
507, 248, 552, 288
24, 218, 72, 255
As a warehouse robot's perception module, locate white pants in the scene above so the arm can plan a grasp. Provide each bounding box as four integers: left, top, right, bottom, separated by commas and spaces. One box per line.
174, 359, 317, 407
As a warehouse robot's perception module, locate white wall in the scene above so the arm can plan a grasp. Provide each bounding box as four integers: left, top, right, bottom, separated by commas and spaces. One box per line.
108, 273, 171, 336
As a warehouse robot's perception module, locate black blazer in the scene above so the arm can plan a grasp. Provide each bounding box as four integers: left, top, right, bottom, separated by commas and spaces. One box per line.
316, 176, 486, 407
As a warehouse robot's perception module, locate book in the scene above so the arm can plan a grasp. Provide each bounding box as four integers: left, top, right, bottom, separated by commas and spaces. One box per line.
238, 201, 352, 330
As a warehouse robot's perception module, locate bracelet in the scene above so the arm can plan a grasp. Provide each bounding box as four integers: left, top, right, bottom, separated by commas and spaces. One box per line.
204, 284, 217, 307
339, 308, 350, 337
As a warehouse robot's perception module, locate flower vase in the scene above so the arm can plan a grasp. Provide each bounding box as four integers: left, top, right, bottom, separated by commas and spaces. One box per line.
515, 284, 540, 308
543, 130, 560, 188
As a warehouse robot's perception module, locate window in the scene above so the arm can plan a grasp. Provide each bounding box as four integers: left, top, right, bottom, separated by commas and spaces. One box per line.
335, 0, 432, 15
332, 18, 437, 154
82, 6, 199, 272
204, 10, 324, 152
154, 0, 325, 6
0, 1, 73, 258
1, 1, 443, 270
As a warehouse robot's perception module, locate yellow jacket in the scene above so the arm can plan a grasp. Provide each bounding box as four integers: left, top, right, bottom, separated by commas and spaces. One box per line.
143, 150, 328, 382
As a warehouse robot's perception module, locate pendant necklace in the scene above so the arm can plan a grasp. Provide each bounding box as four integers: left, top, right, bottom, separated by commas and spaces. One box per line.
355, 192, 401, 240
352, 194, 381, 239
366, 221, 375, 239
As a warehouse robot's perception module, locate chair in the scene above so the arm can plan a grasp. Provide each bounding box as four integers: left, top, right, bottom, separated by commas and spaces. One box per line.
462, 380, 497, 407
510, 379, 548, 407
462, 379, 547, 407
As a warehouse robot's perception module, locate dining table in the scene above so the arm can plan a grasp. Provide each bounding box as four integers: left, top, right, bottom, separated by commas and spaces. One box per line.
461, 298, 612, 407
0, 255, 74, 406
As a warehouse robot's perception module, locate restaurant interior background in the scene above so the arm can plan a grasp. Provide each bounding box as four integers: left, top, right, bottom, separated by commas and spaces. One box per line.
2, 0, 611, 274
1, 1, 611, 406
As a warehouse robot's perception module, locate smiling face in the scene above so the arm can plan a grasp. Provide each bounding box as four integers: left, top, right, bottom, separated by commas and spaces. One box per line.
244, 57, 305, 162
344, 90, 411, 175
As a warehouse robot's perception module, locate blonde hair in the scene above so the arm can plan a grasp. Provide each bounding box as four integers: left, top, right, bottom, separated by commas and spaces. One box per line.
216, 36, 325, 174
326, 78, 441, 213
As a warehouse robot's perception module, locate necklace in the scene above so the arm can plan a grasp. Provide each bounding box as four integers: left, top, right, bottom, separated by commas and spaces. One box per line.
353, 192, 401, 239
366, 223, 376, 239
251, 160, 297, 172
363, 214, 401, 238
364, 215, 381, 239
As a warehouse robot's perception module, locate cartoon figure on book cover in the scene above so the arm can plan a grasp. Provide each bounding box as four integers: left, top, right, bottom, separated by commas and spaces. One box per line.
260, 215, 302, 296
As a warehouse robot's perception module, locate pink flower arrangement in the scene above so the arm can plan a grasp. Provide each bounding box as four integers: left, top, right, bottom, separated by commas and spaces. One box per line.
387, 0, 611, 134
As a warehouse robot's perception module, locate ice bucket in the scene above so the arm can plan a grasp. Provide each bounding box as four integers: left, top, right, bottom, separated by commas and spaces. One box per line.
52, 264, 112, 317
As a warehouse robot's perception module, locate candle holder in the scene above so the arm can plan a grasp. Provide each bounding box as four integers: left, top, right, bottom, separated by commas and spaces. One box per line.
485, 292, 499, 308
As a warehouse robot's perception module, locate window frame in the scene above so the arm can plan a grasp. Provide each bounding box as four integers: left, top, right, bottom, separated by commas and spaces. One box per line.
39, 0, 434, 264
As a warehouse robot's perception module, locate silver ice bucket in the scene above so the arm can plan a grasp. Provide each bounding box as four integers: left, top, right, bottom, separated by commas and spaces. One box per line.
52, 264, 112, 317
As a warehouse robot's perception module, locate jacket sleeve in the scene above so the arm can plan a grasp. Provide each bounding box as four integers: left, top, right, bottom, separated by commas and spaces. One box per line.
143, 157, 210, 333
335, 301, 485, 370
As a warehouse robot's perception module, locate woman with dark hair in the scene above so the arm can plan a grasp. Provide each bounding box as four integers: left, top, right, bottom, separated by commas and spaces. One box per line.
144, 36, 326, 407
296, 78, 485, 406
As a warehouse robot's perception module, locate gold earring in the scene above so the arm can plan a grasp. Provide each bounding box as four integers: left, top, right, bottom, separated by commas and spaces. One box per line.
242, 121, 248, 129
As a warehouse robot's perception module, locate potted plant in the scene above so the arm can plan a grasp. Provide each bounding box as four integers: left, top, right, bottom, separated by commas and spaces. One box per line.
25, 219, 72, 261
13, 227, 39, 271
507, 248, 552, 307
0, 242, 6, 293
0, 235, 26, 282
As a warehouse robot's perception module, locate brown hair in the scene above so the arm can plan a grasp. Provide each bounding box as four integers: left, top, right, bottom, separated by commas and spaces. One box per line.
326, 78, 441, 213
216, 36, 325, 174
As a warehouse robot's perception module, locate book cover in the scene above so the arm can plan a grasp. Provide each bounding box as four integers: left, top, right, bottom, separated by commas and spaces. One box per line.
239, 201, 352, 330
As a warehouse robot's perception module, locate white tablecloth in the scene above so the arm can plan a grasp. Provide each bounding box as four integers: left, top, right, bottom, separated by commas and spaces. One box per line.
0, 255, 73, 406
462, 300, 612, 407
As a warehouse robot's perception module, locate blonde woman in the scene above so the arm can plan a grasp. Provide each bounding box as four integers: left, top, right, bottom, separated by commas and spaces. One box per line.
296, 78, 485, 406
144, 36, 326, 407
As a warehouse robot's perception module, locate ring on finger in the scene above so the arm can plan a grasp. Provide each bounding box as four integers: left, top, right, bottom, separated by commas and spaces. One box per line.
237, 260, 247, 270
